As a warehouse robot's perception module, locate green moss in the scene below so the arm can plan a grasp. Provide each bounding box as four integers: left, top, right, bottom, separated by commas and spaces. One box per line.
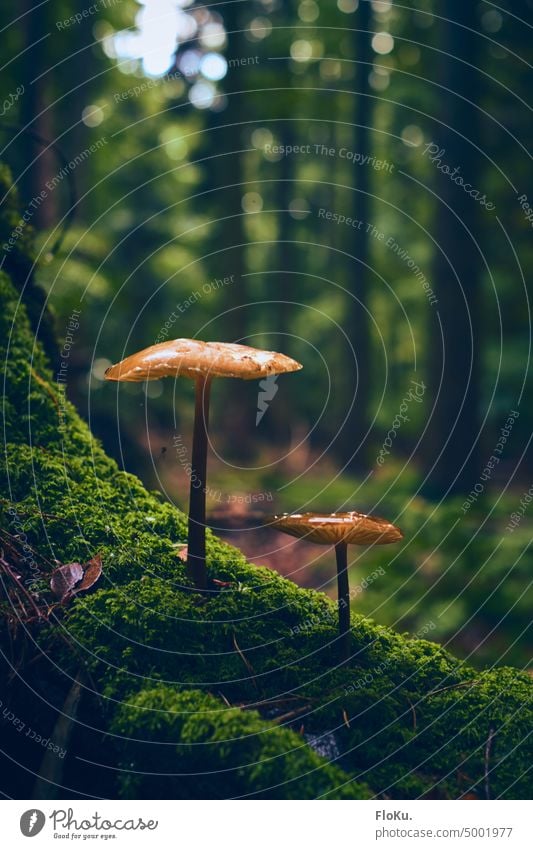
111, 688, 370, 799
0, 165, 58, 364
1, 245, 532, 799
0, 164, 36, 270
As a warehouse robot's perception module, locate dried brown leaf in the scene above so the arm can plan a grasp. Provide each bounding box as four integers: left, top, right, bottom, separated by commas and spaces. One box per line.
75, 555, 102, 594
50, 563, 83, 601
50, 555, 103, 603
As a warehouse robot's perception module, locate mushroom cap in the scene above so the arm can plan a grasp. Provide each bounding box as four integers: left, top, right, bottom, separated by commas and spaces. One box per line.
270, 511, 403, 546
105, 339, 303, 382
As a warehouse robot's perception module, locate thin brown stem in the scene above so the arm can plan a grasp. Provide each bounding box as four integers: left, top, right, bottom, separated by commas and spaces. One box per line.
0, 555, 43, 620
335, 542, 351, 663
186, 375, 212, 590
484, 725, 496, 800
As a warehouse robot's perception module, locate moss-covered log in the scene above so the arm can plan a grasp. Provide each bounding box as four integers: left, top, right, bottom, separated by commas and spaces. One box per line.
0, 171, 531, 800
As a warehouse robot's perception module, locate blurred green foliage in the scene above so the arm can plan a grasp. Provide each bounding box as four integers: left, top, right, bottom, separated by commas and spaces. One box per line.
0, 0, 531, 672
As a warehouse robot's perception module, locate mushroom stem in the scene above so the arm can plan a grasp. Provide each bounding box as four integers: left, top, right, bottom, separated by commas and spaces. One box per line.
187, 374, 212, 590
334, 542, 351, 662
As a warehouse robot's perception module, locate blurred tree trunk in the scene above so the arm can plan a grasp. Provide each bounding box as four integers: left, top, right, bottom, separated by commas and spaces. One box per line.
19, 0, 56, 228
422, 1, 483, 497
3, 3, 58, 364
277, 118, 294, 341
339, 0, 373, 472
257, 118, 296, 447
215, 2, 253, 458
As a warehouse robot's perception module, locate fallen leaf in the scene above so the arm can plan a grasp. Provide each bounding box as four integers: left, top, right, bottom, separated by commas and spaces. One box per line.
50, 555, 103, 603
74, 555, 102, 594
50, 563, 83, 602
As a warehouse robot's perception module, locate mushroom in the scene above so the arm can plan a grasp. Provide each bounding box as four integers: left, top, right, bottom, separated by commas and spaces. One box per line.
105, 339, 302, 591
270, 511, 403, 662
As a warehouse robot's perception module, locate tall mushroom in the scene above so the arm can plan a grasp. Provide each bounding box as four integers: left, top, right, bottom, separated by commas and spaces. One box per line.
270, 512, 402, 662
105, 339, 302, 590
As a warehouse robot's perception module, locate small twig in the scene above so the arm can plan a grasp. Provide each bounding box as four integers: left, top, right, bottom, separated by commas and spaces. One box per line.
232, 633, 259, 691
0, 528, 56, 569
0, 556, 43, 619
24, 652, 48, 669
484, 725, 496, 800
426, 679, 481, 698
272, 704, 311, 725
30, 368, 61, 415
406, 695, 417, 731
238, 694, 318, 711
33, 673, 83, 799
0, 500, 65, 521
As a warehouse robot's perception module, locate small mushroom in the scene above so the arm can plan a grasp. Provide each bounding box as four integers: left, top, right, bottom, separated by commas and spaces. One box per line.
270, 511, 403, 662
105, 339, 302, 591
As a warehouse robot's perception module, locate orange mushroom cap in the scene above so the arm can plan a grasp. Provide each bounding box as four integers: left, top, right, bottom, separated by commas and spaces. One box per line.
270, 511, 403, 546
105, 339, 302, 382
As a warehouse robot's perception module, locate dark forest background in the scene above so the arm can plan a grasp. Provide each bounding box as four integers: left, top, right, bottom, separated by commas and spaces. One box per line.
1, 0, 532, 668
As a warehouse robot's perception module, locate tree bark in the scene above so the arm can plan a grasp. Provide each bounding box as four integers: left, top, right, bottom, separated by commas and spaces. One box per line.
213, 3, 253, 459
422, 1, 483, 497
340, 1, 373, 472
19, 0, 56, 228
